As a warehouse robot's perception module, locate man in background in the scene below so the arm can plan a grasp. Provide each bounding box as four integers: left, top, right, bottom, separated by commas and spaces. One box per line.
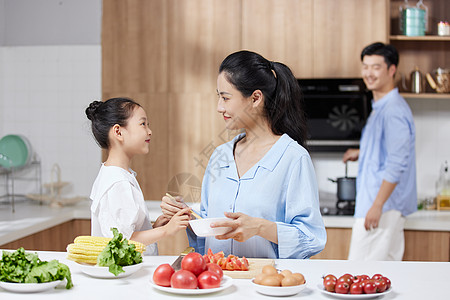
343, 42, 417, 261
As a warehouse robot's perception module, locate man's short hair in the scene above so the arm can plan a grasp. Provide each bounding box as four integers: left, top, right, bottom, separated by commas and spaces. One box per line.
361, 42, 399, 68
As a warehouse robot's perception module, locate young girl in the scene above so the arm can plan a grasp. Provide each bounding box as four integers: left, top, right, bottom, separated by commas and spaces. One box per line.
161, 50, 326, 259
86, 98, 190, 255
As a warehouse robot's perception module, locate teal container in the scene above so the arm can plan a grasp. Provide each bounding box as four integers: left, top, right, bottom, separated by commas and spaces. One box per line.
402, 7, 426, 36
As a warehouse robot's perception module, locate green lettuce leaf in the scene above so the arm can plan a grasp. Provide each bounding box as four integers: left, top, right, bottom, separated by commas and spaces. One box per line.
1, 248, 73, 289
25, 260, 73, 289
97, 228, 143, 276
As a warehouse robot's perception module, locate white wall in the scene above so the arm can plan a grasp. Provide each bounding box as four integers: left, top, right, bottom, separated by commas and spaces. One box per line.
0, 0, 102, 200
0, 45, 101, 198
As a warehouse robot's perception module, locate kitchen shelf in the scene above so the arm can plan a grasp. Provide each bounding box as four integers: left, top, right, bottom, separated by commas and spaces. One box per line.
390, 35, 450, 41
401, 93, 450, 99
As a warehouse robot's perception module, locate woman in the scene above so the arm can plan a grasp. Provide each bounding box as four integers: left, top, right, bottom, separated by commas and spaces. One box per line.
162, 50, 326, 259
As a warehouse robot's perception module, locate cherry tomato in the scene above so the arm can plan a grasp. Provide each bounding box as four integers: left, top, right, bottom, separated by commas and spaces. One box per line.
323, 278, 336, 292
383, 276, 391, 290
152, 264, 175, 287
335, 282, 350, 294
353, 274, 369, 284
350, 282, 363, 294
323, 274, 337, 283
338, 274, 353, 285
375, 278, 387, 293
170, 270, 198, 289
372, 273, 383, 281
206, 263, 223, 279
197, 271, 221, 289
363, 279, 377, 294
181, 252, 207, 276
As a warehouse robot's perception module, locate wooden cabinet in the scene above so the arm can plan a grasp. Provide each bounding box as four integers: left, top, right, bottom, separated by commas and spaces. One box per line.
242, 0, 387, 78
0, 220, 91, 252
311, 227, 450, 261
103, 0, 389, 200
388, 0, 450, 98
311, 228, 352, 260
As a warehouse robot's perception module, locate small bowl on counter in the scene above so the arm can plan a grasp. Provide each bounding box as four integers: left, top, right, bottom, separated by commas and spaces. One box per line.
251, 279, 307, 297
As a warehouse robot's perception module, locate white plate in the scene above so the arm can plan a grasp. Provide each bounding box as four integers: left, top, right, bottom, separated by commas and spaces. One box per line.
251, 280, 307, 296
150, 275, 233, 295
317, 284, 393, 299
78, 262, 143, 278
0, 280, 62, 293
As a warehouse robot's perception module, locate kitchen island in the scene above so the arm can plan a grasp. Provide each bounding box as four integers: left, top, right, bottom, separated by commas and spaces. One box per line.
1, 200, 450, 260
0, 250, 449, 299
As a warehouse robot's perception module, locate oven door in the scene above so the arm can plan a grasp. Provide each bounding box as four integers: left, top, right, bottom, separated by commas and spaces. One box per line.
298, 78, 372, 152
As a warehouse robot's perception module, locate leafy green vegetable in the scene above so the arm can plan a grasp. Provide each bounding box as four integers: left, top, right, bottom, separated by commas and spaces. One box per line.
97, 228, 143, 276
25, 260, 73, 289
0, 248, 73, 289
0, 248, 39, 283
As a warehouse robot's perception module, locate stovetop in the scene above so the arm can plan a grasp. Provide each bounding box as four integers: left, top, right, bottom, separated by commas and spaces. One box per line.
320, 200, 355, 216
320, 206, 354, 216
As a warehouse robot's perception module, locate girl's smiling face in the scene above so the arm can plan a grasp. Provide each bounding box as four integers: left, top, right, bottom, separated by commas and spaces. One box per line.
216, 72, 255, 130
121, 106, 152, 155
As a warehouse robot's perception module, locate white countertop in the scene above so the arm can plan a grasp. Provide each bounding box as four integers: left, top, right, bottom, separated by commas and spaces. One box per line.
0, 251, 449, 299
1, 199, 449, 245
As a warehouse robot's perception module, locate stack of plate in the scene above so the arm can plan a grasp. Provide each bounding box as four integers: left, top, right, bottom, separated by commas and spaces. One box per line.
0, 135, 32, 168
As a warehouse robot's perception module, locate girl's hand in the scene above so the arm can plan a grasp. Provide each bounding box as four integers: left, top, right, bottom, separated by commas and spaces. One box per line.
153, 215, 170, 228
160, 195, 188, 218
164, 207, 191, 236
212, 212, 260, 242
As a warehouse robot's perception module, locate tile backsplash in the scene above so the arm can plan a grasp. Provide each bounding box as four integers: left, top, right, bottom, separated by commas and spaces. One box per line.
0, 45, 101, 200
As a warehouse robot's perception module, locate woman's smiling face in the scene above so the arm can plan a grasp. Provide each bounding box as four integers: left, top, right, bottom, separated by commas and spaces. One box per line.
216, 72, 254, 130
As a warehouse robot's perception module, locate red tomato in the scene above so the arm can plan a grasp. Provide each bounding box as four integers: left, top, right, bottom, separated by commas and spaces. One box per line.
170, 270, 198, 289
152, 264, 175, 287
338, 274, 353, 285
335, 282, 350, 294
363, 280, 377, 294
375, 278, 387, 293
350, 282, 363, 294
197, 271, 221, 289
352, 275, 368, 284
323, 279, 336, 292
372, 273, 383, 281
323, 274, 337, 283
206, 263, 223, 279
181, 252, 207, 276
383, 276, 391, 290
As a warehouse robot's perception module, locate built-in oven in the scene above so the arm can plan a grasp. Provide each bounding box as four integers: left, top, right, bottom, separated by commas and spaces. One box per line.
297, 78, 372, 152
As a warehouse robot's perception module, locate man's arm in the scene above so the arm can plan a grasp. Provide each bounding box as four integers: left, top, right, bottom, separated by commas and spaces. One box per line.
364, 180, 397, 230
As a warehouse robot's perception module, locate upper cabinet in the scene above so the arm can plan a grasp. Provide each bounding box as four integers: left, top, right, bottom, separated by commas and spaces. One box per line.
388, 0, 450, 99
242, 0, 388, 78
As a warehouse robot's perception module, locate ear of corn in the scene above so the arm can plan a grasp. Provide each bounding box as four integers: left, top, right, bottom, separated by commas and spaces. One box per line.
66, 235, 146, 265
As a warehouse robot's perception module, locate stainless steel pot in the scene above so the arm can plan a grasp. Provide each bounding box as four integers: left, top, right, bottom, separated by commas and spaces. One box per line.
328, 162, 356, 201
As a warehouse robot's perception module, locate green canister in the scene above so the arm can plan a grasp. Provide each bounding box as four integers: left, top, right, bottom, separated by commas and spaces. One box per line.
402, 7, 426, 36
401, 0, 427, 36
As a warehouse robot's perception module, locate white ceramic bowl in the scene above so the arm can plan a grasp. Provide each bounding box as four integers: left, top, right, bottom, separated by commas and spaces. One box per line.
189, 217, 232, 237
251, 280, 307, 297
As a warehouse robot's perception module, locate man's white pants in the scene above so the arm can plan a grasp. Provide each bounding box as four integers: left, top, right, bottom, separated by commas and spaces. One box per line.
348, 210, 405, 261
